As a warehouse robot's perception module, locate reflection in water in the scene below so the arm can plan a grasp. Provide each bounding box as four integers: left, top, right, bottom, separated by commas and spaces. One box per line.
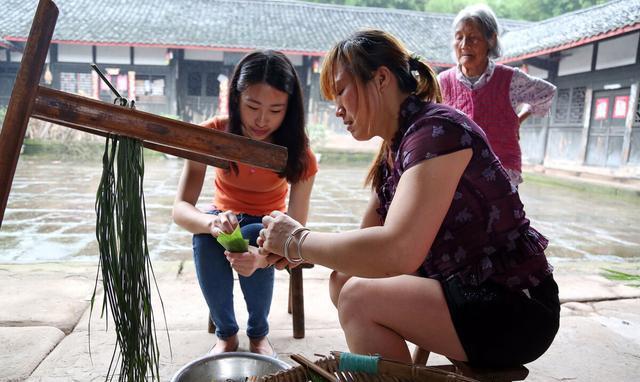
0, 156, 639, 270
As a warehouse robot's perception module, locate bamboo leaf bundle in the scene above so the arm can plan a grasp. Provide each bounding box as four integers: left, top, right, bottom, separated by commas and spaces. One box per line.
90, 134, 164, 381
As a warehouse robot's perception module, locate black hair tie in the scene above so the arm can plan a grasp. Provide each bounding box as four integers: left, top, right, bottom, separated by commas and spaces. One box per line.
408, 54, 424, 72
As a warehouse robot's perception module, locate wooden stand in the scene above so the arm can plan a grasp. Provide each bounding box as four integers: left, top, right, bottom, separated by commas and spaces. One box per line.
0, 0, 287, 229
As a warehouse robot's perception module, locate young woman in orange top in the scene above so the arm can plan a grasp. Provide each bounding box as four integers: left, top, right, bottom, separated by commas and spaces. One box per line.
173, 50, 317, 356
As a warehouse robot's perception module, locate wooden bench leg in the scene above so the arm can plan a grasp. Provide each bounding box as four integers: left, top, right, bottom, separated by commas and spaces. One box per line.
288, 273, 293, 314
290, 266, 305, 339
412, 346, 430, 365
208, 314, 216, 334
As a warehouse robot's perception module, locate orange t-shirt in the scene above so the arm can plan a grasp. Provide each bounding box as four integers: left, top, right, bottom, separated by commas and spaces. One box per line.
202, 116, 318, 216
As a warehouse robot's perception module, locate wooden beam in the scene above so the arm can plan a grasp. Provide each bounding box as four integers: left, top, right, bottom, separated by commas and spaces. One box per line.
31, 118, 230, 169
0, 0, 58, 227
32, 86, 287, 172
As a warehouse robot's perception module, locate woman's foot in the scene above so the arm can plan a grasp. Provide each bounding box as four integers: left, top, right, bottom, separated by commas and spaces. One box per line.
249, 336, 276, 357
209, 334, 239, 355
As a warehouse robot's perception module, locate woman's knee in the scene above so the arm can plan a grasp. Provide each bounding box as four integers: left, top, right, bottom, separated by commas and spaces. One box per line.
336, 278, 375, 324
329, 271, 351, 307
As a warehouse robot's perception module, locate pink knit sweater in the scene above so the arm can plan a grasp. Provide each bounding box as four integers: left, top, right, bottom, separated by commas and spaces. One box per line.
439, 65, 522, 172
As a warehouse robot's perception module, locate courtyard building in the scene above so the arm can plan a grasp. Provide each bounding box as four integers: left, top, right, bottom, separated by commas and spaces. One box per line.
1, 0, 639, 180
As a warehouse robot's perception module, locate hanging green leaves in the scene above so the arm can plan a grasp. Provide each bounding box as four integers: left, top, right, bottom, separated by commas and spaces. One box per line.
91, 134, 166, 381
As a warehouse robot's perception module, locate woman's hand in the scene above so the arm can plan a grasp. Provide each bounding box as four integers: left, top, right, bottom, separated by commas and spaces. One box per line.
258, 211, 303, 270
208, 210, 239, 237
225, 246, 268, 277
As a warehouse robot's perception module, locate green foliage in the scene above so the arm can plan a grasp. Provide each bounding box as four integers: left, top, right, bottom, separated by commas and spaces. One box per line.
422, 0, 476, 14
602, 269, 640, 288
315, 149, 375, 165
305, 0, 610, 21
160, 113, 181, 120
306, 0, 428, 10
22, 138, 105, 160
0, 106, 6, 124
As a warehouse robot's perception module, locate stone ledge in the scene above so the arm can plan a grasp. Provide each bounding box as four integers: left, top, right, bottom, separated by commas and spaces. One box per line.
0, 326, 64, 382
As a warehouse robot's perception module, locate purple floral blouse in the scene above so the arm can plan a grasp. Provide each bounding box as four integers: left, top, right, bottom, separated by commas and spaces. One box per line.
376, 96, 553, 290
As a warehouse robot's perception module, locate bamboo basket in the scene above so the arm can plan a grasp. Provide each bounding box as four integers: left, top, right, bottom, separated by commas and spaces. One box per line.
260, 351, 479, 382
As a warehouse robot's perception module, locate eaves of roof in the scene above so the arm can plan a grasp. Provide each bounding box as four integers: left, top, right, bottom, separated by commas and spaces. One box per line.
501, 23, 640, 64
501, 0, 640, 63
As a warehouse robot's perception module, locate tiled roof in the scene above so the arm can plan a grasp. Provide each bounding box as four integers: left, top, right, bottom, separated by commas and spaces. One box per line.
501, 0, 640, 61
0, 0, 530, 66
5, 0, 638, 65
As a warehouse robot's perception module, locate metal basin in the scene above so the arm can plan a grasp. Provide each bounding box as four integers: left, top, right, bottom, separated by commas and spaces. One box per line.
171, 352, 291, 382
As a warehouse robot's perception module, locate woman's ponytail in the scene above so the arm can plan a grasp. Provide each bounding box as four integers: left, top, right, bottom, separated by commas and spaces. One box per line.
409, 56, 442, 103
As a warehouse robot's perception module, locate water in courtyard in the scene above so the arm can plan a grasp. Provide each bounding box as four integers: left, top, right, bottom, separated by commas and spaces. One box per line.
0, 154, 638, 274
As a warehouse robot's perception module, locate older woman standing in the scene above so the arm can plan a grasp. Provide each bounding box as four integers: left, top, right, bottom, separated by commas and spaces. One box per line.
438, 4, 556, 186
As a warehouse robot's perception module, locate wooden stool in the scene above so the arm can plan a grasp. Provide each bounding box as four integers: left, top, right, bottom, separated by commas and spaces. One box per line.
412, 347, 529, 382
208, 263, 314, 339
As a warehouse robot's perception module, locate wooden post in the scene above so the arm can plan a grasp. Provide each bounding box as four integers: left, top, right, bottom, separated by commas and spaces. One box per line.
0, 0, 58, 227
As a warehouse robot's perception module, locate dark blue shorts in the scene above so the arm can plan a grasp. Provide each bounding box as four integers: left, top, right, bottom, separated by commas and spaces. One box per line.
442, 274, 560, 368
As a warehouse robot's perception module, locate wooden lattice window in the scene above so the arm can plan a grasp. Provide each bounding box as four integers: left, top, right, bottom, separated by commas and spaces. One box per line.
554, 87, 586, 125
60, 72, 93, 97
569, 87, 586, 124
554, 88, 570, 123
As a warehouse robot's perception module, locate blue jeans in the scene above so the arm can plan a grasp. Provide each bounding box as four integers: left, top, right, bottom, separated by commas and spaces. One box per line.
192, 212, 274, 339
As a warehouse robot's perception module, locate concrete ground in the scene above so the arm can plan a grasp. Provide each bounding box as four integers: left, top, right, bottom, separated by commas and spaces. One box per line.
0, 260, 639, 382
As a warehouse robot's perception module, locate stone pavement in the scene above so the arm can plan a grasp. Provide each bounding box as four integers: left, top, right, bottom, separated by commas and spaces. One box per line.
1, 260, 639, 382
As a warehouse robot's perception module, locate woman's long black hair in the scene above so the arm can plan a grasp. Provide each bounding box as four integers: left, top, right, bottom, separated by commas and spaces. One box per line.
227, 50, 310, 184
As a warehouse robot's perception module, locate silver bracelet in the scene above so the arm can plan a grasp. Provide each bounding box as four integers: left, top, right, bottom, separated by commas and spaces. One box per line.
283, 227, 309, 264
296, 229, 311, 262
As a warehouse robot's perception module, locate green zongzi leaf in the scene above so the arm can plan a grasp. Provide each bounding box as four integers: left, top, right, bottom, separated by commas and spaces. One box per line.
216, 226, 249, 252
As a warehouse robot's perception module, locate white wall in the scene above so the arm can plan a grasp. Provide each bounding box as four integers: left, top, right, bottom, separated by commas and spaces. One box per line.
96, 46, 130, 64
558, 44, 593, 76
286, 53, 303, 66
58, 44, 92, 63
9, 50, 23, 62
596, 32, 639, 70
134, 47, 168, 65
527, 65, 549, 79
184, 49, 223, 61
